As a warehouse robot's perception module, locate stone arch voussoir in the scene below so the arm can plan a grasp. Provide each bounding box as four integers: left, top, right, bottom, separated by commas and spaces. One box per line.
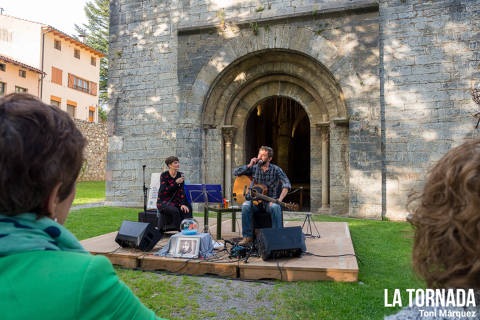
193, 25, 353, 126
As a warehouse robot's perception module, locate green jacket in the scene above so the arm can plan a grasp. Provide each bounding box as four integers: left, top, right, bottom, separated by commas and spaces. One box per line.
0, 250, 160, 320
0, 213, 162, 320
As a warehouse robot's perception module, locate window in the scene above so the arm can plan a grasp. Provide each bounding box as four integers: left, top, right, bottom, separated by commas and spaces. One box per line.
74, 48, 80, 59
68, 74, 96, 95
0, 82, 5, 95
88, 106, 95, 122
0, 28, 13, 42
0, 63, 5, 71
68, 74, 90, 93
19, 70, 26, 78
15, 86, 27, 93
51, 66, 62, 85
54, 39, 61, 50
91, 56, 96, 66
50, 95, 61, 107
73, 77, 89, 93
67, 104, 76, 117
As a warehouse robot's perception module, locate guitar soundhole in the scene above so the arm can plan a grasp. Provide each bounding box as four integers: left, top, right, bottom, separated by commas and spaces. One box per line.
252, 186, 263, 195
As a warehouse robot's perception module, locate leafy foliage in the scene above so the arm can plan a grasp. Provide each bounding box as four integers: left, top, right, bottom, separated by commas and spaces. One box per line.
74, 0, 109, 106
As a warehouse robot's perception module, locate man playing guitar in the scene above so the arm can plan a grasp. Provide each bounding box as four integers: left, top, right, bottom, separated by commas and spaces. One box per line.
233, 146, 291, 246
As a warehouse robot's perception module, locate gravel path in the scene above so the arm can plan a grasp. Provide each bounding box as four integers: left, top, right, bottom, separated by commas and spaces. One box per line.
136, 271, 284, 320
73, 202, 300, 319
191, 275, 280, 319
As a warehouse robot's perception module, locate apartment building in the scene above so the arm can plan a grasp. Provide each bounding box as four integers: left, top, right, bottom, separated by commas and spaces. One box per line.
0, 14, 104, 122
0, 55, 43, 96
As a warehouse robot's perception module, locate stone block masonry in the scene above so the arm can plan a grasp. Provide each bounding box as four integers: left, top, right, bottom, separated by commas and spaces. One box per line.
107, 0, 480, 220
74, 119, 107, 181
380, 0, 480, 219
107, 0, 382, 216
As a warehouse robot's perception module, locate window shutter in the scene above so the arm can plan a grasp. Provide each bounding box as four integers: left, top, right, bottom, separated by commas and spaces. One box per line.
90, 82, 97, 96
68, 73, 74, 88
51, 67, 62, 85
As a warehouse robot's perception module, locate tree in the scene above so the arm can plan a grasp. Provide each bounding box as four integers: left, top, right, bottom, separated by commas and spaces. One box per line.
75, 0, 109, 116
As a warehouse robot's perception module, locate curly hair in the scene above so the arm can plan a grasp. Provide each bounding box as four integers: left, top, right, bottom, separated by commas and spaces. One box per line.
0, 93, 86, 217
407, 139, 480, 288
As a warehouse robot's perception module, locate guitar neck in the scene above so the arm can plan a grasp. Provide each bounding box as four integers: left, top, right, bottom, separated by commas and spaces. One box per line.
250, 188, 299, 211
254, 193, 285, 206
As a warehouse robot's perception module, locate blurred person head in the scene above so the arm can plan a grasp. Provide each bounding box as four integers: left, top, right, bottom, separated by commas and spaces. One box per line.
0, 93, 86, 223
407, 139, 480, 288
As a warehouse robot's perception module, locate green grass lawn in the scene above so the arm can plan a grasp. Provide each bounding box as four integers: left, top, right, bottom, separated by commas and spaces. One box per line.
66, 206, 424, 319
73, 180, 105, 206
274, 215, 425, 319
65, 207, 138, 240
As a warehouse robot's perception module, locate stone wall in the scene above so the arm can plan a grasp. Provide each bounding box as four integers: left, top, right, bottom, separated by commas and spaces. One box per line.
380, 0, 480, 219
107, 0, 381, 215
74, 119, 107, 181
107, 0, 480, 220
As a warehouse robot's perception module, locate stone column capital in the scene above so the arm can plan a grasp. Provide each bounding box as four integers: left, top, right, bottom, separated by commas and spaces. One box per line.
221, 125, 236, 143
316, 122, 330, 139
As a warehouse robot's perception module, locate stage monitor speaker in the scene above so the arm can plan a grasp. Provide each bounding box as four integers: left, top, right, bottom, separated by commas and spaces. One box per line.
256, 226, 306, 261
115, 220, 161, 252
138, 209, 159, 228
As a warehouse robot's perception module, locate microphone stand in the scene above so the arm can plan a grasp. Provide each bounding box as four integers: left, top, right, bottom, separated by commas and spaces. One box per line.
142, 165, 147, 213
248, 161, 261, 254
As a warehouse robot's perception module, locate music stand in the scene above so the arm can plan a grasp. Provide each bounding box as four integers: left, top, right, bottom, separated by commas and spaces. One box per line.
301, 213, 321, 238
184, 184, 223, 233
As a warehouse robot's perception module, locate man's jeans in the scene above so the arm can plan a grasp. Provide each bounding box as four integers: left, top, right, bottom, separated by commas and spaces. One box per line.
241, 201, 282, 238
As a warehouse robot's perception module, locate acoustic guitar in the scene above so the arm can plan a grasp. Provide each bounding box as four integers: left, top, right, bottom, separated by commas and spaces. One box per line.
232, 175, 299, 211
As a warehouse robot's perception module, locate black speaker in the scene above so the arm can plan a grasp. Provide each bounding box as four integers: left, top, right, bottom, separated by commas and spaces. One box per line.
115, 220, 161, 251
256, 226, 306, 261
253, 210, 272, 229
138, 209, 159, 228
139, 209, 179, 232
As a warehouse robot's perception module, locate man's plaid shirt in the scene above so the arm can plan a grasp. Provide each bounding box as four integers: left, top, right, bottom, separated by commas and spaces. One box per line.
233, 163, 291, 200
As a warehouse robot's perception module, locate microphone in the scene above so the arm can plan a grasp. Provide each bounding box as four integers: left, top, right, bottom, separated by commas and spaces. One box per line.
257, 160, 264, 166
179, 173, 185, 185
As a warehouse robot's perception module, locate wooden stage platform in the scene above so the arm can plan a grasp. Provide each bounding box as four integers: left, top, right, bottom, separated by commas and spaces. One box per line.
80, 217, 358, 282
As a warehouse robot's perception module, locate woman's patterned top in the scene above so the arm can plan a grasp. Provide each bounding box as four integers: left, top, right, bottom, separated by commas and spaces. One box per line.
156, 171, 188, 210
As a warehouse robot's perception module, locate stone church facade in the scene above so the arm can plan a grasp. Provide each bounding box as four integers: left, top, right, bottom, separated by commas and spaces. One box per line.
106, 0, 480, 220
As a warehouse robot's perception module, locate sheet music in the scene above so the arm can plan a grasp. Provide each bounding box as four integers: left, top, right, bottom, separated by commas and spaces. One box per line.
147, 172, 161, 209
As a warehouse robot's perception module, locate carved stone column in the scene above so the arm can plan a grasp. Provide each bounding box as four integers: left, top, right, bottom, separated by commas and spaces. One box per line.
319, 123, 330, 208
222, 125, 236, 201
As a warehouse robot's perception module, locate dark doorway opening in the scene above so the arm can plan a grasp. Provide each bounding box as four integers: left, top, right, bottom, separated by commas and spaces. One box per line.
245, 96, 310, 210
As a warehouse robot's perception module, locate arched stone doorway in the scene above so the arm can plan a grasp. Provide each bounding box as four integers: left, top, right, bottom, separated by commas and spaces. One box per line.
245, 96, 311, 209
189, 25, 355, 214
198, 49, 348, 212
